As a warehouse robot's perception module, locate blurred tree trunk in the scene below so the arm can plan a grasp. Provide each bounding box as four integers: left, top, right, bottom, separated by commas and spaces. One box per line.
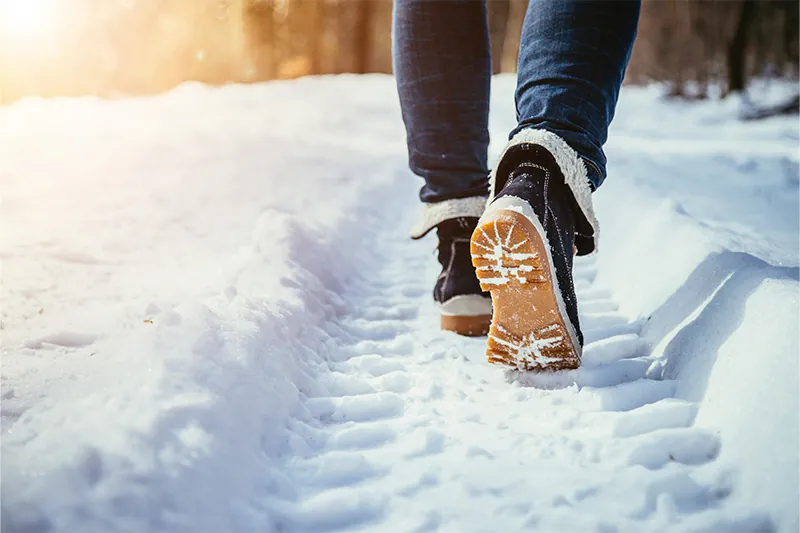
319, 0, 337, 74
501, 0, 527, 72
784, 0, 799, 76
281, 0, 321, 77
689, 1, 711, 98
243, 0, 276, 80
666, 0, 688, 97
367, 1, 394, 74
307, 1, 323, 75
727, 0, 756, 94
331, 0, 358, 73
354, 0, 374, 73
488, 0, 510, 74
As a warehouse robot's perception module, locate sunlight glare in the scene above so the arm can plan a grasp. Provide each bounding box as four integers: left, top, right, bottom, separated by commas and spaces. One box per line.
0, 0, 59, 41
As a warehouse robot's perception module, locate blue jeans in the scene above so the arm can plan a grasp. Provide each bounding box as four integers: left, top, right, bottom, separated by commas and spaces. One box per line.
393, 0, 640, 203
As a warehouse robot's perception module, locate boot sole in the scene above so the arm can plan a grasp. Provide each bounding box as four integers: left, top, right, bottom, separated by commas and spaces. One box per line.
470, 200, 581, 371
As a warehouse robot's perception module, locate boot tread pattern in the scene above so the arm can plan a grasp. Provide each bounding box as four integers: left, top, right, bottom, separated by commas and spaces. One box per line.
471, 223, 547, 287
471, 210, 580, 371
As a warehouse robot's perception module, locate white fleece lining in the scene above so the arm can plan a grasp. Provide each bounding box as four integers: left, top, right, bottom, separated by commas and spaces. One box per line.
409, 196, 487, 239
488, 129, 599, 253
479, 195, 582, 359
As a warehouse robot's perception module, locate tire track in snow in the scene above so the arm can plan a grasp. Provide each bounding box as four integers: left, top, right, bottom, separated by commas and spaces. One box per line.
266, 205, 768, 533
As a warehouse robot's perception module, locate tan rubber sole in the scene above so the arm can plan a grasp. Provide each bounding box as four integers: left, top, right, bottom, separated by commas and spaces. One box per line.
470, 209, 580, 371
441, 314, 491, 336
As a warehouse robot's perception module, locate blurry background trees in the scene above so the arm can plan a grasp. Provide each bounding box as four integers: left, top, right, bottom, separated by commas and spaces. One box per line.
1, 0, 797, 104
628, 0, 798, 98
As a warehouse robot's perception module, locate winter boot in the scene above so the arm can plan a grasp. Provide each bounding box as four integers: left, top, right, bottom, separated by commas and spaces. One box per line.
470, 130, 599, 371
410, 196, 491, 336
434, 217, 492, 335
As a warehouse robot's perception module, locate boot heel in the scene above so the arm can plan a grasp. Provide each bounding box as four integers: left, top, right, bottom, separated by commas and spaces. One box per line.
470, 207, 580, 371
439, 295, 491, 336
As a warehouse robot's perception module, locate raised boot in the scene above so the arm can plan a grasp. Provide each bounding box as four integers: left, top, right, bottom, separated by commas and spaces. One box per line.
471, 131, 599, 370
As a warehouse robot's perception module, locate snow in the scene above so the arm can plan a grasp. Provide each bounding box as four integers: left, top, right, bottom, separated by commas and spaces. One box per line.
2, 75, 798, 532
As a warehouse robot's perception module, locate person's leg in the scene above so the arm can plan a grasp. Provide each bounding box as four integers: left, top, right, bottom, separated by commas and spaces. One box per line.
514, 0, 641, 193
393, 0, 491, 217
473, 1, 640, 370
394, 0, 493, 336
487, 0, 640, 257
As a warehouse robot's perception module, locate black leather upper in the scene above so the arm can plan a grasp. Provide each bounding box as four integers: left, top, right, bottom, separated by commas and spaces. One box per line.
433, 217, 489, 304
493, 144, 595, 256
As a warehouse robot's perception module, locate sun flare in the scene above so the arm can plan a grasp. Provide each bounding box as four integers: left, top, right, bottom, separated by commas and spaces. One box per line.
0, 0, 58, 41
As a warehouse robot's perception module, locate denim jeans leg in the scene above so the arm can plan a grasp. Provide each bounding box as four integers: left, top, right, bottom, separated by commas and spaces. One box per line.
393, 0, 491, 204
513, 0, 641, 190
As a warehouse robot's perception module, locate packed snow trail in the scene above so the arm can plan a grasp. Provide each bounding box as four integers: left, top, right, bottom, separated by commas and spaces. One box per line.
1, 76, 798, 532
264, 217, 741, 533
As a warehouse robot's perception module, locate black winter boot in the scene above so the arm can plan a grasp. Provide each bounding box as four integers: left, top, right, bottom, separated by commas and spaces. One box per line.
434, 217, 492, 336
409, 195, 492, 336
471, 138, 591, 370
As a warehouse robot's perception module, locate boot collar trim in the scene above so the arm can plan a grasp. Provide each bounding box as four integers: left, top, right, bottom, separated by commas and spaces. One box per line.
488, 129, 599, 254
409, 196, 487, 239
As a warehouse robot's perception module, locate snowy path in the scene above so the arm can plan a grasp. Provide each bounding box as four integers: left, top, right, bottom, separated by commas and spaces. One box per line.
269, 214, 742, 533
2, 76, 798, 532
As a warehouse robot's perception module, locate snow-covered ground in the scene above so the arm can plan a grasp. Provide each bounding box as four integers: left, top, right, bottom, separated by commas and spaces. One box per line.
1, 75, 798, 533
